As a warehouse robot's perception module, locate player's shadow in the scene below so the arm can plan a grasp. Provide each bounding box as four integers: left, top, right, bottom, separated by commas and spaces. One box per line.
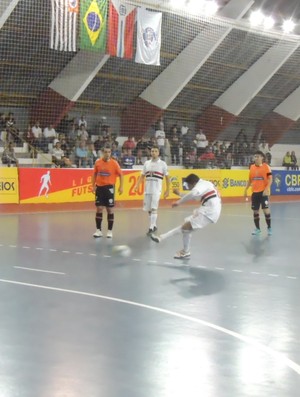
151, 263, 225, 298
241, 236, 271, 263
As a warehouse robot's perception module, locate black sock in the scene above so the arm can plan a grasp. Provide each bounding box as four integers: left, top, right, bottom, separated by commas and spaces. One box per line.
265, 214, 271, 229
254, 214, 260, 229
96, 213, 102, 230
108, 213, 114, 230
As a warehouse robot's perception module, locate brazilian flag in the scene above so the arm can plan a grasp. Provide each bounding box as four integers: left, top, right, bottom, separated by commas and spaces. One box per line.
80, 0, 107, 51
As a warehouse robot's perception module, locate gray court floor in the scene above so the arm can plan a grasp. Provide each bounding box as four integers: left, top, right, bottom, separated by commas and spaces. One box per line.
0, 201, 300, 397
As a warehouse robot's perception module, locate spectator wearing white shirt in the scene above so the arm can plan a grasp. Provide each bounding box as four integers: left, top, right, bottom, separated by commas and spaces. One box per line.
77, 124, 89, 142
43, 124, 57, 152
155, 128, 166, 160
195, 129, 208, 157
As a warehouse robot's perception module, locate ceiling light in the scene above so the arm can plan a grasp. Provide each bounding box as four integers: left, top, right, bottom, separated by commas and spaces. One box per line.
282, 19, 295, 34
263, 16, 275, 30
249, 10, 264, 27
203, 1, 219, 16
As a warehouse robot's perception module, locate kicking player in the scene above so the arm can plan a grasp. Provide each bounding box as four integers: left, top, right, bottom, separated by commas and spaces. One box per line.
134, 145, 170, 235
151, 173, 221, 259
244, 150, 273, 236
92, 144, 123, 238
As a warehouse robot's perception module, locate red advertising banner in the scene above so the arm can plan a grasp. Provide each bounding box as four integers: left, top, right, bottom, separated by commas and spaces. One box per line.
19, 168, 140, 204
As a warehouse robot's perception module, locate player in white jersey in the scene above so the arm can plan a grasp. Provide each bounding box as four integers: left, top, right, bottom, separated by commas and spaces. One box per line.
134, 146, 170, 235
151, 173, 221, 259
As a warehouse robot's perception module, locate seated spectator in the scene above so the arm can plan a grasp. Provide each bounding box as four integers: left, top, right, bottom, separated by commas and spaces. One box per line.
75, 141, 88, 168
183, 146, 197, 169
43, 124, 57, 151
282, 151, 292, 169
198, 147, 216, 169
51, 141, 72, 167
121, 149, 135, 169
122, 136, 136, 152
93, 136, 104, 155
291, 151, 299, 170
135, 135, 150, 165
77, 124, 89, 142
1, 142, 19, 167
111, 142, 121, 163
86, 142, 97, 167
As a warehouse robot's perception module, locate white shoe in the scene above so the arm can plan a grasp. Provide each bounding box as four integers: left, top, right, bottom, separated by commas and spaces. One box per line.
93, 229, 103, 238
107, 230, 113, 238
174, 250, 191, 259
150, 234, 161, 243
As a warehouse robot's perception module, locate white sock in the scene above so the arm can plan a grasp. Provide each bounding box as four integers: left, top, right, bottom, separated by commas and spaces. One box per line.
182, 230, 192, 252
150, 213, 157, 229
160, 226, 182, 241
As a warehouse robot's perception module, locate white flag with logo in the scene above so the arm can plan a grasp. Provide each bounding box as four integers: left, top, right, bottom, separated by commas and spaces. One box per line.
50, 0, 78, 52
135, 8, 162, 66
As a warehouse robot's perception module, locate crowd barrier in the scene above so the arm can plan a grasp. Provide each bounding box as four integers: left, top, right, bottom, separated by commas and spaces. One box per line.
0, 168, 300, 204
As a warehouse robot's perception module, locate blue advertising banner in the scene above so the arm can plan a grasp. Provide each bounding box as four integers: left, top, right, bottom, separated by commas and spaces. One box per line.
271, 170, 300, 195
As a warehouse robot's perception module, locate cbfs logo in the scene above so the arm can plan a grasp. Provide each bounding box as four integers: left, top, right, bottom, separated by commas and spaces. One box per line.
170, 176, 180, 189
222, 178, 229, 189
274, 173, 282, 192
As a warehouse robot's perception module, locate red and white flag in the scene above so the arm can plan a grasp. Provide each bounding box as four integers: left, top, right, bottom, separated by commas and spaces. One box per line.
107, 0, 136, 59
50, 0, 78, 52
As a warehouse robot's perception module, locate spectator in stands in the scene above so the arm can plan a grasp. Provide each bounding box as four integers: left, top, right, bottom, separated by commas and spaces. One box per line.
94, 136, 104, 155
31, 121, 42, 151
282, 151, 292, 169
43, 123, 57, 152
290, 151, 299, 170
259, 139, 272, 165
155, 125, 167, 160
122, 136, 136, 152
6, 113, 20, 144
121, 148, 136, 169
87, 142, 97, 168
1, 142, 19, 167
111, 142, 121, 163
182, 128, 195, 161
195, 129, 208, 157
198, 147, 216, 169
77, 124, 89, 142
78, 114, 87, 129
135, 135, 150, 165
51, 141, 72, 168
169, 126, 181, 165
183, 145, 197, 169
75, 141, 88, 168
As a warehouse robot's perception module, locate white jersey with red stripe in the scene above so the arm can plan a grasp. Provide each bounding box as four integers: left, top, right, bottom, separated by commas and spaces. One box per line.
178, 179, 221, 223
142, 158, 168, 194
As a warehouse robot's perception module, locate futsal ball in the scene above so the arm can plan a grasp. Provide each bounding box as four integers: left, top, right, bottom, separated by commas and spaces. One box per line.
112, 245, 132, 258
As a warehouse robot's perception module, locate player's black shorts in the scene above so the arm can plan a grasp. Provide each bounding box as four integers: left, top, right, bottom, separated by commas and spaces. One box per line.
95, 185, 115, 207
251, 191, 270, 210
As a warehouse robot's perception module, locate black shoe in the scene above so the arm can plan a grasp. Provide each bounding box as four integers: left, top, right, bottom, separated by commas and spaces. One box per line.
146, 226, 157, 236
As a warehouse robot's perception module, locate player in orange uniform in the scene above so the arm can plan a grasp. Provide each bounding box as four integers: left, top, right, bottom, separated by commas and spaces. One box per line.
92, 145, 123, 238
244, 150, 273, 236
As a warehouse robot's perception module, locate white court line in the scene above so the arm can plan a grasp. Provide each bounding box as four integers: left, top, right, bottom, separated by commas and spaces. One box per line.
0, 277, 299, 376
13, 267, 65, 275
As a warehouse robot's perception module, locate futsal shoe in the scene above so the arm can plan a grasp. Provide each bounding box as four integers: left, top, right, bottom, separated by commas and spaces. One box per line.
251, 228, 261, 236
174, 250, 191, 259
267, 228, 272, 236
107, 230, 113, 238
147, 226, 157, 236
93, 229, 103, 238
150, 234, 161, 243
